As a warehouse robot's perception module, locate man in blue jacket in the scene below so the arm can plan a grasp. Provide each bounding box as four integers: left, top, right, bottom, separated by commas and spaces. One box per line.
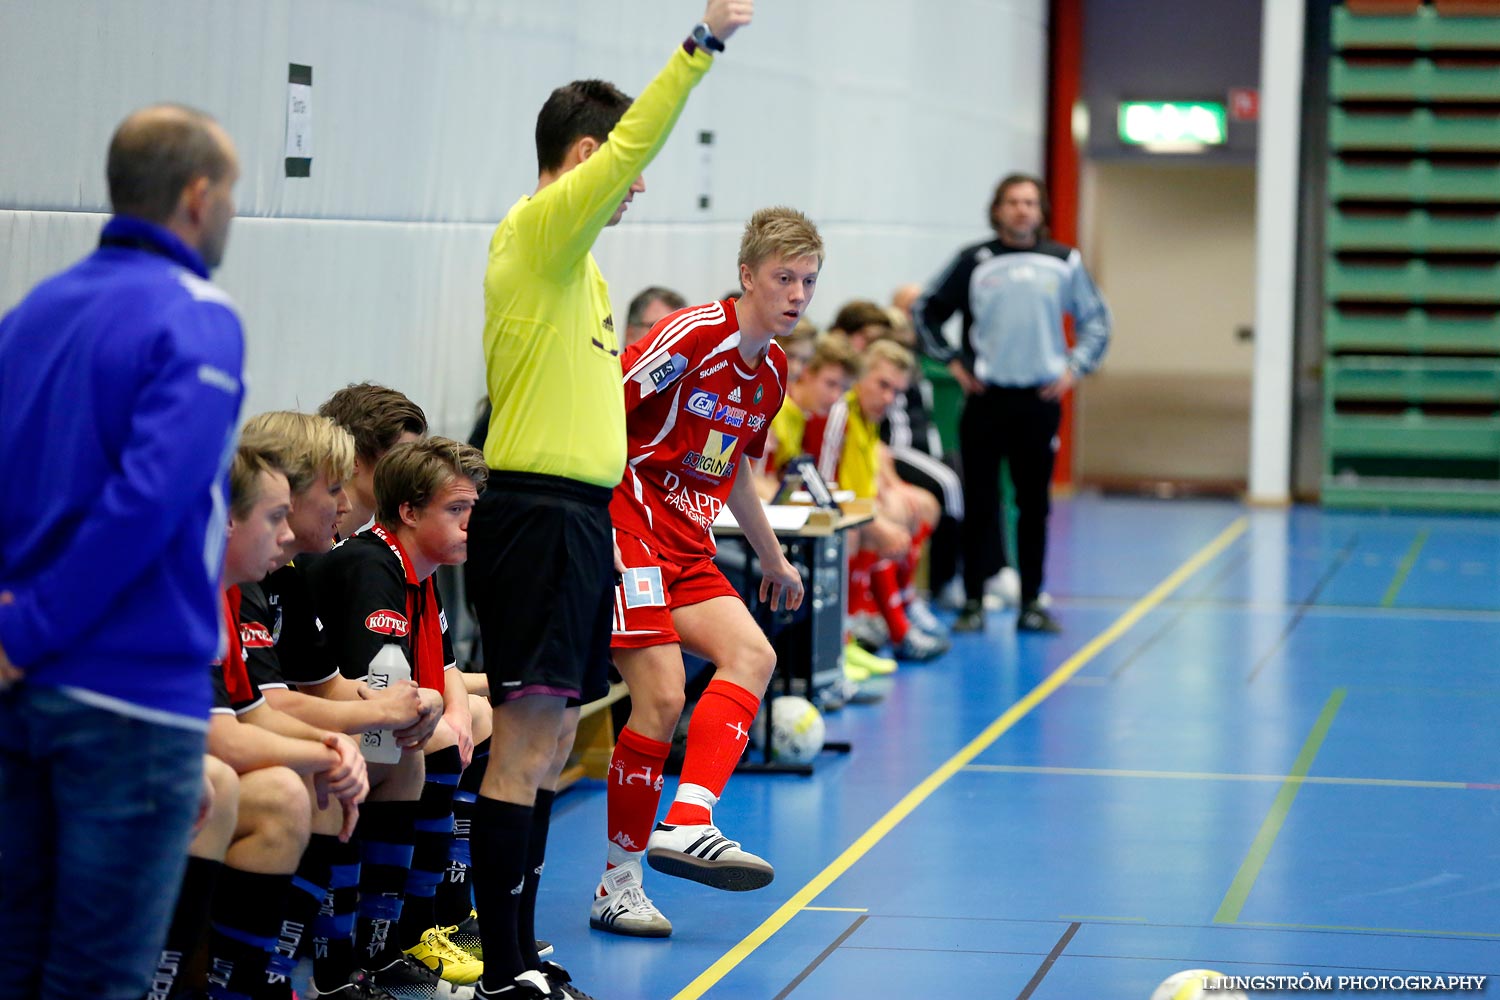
0, 104, 246, 1000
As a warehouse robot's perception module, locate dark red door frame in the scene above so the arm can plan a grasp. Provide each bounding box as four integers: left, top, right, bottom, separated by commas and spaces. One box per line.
1047, 0, 1083, 487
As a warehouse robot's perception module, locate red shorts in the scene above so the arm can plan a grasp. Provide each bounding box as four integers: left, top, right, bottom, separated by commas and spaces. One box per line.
610, 530, 742, 649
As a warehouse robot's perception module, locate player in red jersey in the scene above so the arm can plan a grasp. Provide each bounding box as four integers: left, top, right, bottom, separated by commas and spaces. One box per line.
587, 207, 820, 938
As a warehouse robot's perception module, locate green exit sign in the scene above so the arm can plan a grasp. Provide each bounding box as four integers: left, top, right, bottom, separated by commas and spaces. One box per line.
1118, 101, 1227, 148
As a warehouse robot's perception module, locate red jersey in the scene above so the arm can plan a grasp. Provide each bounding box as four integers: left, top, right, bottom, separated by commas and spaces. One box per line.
612, 300, 787, 564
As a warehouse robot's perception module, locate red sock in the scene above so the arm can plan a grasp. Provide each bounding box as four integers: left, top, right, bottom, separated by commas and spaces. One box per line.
606, 726, 670, 862
848, 550, 880, 617
871, 560, 911, 643
665, 679, 760, 826
897, 523, 934, 592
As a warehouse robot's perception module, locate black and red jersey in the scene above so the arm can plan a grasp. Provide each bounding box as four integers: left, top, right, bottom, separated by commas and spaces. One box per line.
256, 559, 338, 687
302, 528, 455, 691
211, 586, 264, 716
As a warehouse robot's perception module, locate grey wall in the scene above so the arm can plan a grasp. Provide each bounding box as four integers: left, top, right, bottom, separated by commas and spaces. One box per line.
0, 0, 1048, 438
1082, 0, 1261, 164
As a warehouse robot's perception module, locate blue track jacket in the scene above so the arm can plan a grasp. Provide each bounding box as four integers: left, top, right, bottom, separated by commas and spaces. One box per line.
0, 216, 245, 726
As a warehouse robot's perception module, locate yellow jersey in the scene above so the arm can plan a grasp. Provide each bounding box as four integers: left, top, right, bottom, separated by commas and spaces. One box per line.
812, 389, 880, 500
768, 395, 808, 474
481, 45, 712, 486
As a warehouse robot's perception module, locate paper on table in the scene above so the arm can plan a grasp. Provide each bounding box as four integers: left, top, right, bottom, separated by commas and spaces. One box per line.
714, 504, 812, 532
790, 489, 856, 505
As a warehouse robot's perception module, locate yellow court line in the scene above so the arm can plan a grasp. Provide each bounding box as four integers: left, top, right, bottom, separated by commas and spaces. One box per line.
801, 906, 869, 913
1382, 529, 1430, 607
1215, 688, 1346, 924
670, 516, 1249, 1000
963, 763, 1473, 791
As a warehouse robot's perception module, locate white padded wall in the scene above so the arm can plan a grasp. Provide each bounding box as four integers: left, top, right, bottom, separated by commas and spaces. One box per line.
0, 0, 1046, 437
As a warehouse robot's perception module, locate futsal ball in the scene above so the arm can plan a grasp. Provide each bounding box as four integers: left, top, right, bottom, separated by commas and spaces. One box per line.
1151, 970, 1245, 1000
769, 695, 825, 764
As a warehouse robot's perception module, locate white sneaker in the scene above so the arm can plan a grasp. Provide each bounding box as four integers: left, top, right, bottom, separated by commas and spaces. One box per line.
984, 567, 1021, 609
905, 597, 948, 638
588, 860, 672, 938
646, 821, 774, 891
474, 969, 563, 998
894, 627, 949, 662
846, 612, 889, 651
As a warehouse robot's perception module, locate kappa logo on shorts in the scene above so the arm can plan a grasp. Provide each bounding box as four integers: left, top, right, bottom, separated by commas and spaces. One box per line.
684, 389, 718, 418
365, 609, 410, 637
239, 621, 275, 649
621, 566, 666, 609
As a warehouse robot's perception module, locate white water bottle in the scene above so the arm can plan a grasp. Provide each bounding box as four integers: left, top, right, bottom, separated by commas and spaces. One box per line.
361, 644, 411, 764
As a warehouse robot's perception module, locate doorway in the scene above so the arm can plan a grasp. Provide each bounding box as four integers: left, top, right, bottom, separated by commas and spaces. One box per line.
1075, 160, 1257, 494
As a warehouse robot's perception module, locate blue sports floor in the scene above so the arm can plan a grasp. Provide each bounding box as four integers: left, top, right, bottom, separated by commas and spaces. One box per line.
537, 497, 1500, 999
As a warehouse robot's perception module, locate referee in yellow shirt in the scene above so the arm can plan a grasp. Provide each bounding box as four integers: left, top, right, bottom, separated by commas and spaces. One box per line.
462, 3, 753, 997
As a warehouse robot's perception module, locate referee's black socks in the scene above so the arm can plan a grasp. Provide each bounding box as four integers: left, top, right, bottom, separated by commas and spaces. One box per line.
471, 795, 533, 985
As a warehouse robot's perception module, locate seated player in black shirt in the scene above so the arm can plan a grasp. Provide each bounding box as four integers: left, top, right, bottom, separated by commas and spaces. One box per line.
307, 438, 492, 994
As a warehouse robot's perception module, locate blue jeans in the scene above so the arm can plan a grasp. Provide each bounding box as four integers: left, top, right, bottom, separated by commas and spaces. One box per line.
0, 683, 205, 1000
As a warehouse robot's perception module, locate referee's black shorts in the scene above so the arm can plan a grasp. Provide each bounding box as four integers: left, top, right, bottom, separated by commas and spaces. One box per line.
464, 471, 614, 706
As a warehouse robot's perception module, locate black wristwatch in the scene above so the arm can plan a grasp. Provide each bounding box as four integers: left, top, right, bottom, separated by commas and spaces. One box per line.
688, 21, 725, 54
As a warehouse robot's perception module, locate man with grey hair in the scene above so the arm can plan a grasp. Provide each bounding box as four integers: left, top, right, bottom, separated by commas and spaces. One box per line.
623, 285, 687, 348
0, 103, 246, 1000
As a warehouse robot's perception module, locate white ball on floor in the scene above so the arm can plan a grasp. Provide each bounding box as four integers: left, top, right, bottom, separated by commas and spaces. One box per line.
769, 695, 825, 764
1150, 970, 1244, 1000
984, 567, 1021, 608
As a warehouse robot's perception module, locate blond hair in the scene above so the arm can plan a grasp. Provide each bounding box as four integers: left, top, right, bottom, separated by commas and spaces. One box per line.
229, 444, 289, 520
805, 332, 861, 379
777, 316, 819, 351
239, 411, 355, 496
738, 206, 824, 275
375, 437, 489, 526
862, 338, 914, 376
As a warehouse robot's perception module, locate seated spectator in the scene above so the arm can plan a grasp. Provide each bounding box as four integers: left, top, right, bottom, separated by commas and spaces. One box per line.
237, 411, 464, 995
760, 332, 898, 684
827, 299, 894, 352
623, 286, 687, 348
807, 340, 950, 662
203, 443, 370, 1000
318, 383, 429, 538
775, 316, 819, 384
875, 303, 966, 624
760, 332, 859, 494
305, 438, 490, 993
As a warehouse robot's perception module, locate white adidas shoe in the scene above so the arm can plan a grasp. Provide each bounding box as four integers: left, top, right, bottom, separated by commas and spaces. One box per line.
905, 597, 948, 639
588, 860, 672, 937
646, 821, 774, 891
